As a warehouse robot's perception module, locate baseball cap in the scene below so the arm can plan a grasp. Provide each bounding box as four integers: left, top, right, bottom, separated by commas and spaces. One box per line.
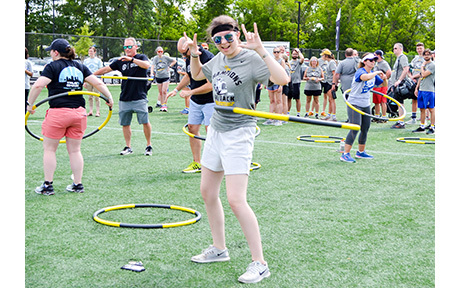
320, 49, 332, 56
374, 50, 384, 59
362, 53, 378, 62
45, 38, 71, 53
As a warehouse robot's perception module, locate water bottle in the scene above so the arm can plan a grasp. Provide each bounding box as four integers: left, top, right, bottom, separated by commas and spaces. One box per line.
338, 139, 345, 153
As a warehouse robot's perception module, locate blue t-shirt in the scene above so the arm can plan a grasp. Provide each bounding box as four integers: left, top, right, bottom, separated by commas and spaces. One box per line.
348, 68, 383, 107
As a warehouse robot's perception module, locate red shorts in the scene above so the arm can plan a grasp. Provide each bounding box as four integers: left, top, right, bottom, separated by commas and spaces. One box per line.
372, 86, 388, 104
42, 107, 87, 140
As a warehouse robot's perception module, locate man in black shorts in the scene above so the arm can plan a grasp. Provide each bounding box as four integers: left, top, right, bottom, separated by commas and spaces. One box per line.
94, 37, 153, 155
288, 48, 304, 116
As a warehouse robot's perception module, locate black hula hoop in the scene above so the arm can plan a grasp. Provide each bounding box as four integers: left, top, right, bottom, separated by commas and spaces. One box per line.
182, 124, 261, 141
396, 137, 435, 145
25, 91, 112, 144
92, 203, 202, 229
181, 124, 262, 171
297, 135, 345, 143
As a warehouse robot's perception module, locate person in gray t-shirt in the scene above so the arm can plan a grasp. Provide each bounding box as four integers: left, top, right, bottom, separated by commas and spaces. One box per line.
333, 48, 357, 93
185, 16, 289, 283
413, 49, 435, 134
151, 46, 176, 111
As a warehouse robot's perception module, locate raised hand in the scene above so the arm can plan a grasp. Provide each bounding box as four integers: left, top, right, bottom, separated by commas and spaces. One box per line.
238, 23, 264, 53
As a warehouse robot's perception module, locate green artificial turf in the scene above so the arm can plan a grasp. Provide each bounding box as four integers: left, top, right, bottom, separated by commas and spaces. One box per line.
25, 84, 434, 287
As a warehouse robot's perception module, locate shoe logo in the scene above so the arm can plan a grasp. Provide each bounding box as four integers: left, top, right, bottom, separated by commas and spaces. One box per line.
216, 252, 225, 257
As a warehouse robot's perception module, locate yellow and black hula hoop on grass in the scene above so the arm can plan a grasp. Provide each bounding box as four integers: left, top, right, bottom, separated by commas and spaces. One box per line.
25, 91, 112, 144
182, 124, 262, 171
297, 135, 345, 143
92, 203, 202, 229
214, 106, 360, 131
343, 89, 406, 122
396, 137, 435, 145
100, 75, 155, 81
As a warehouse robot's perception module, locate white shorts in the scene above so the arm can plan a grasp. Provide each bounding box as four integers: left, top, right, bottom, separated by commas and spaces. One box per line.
201, 126, 256, 175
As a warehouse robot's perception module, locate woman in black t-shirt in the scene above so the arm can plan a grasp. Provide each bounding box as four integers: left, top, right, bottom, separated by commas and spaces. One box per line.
27, 39, 113, 195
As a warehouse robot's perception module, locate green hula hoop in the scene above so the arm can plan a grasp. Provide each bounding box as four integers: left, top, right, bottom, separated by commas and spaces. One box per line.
297, 135, 345, 143
396, 137, 435, 144
343, 88, 406, 122
25, 91, 112, 144
92, 203, 202, 229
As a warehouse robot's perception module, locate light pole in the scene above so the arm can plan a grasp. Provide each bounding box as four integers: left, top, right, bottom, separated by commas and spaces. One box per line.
296, 1, 301, 48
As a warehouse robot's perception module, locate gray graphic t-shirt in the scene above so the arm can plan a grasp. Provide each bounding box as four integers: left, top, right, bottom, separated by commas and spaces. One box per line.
202, 49, 270, 132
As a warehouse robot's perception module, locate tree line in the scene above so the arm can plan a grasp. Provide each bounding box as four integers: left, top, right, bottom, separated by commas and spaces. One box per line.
25, 0, 435, 55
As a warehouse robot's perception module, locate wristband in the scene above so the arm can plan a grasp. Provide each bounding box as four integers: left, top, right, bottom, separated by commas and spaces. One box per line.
191, 53, 199, 58
173, 88, 179, 93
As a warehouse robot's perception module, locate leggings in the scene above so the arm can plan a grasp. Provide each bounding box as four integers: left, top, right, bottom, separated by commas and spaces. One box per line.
345, 105, 371, 146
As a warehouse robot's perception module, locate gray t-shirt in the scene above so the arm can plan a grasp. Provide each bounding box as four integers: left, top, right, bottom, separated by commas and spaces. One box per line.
324, 60, 336, 85
419, 61, 435, 92
335, 57, 357, 91
411, 55, 424, 76
152, 55, 174, 78
202, 49, 270, 132
374, 59, 391, 87
25, 59, 33, 90
304, 66, 322, 91
390, 54, 409, 86
289, 58, 303, 84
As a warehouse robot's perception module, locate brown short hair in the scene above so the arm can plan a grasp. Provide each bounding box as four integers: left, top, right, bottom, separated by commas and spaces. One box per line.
206, 15, 239, 38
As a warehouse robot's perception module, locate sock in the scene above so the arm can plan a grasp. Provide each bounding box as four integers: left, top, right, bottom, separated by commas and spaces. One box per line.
412, 112, 417, 119
44, 181, 53, 186
420, 123, 425, 129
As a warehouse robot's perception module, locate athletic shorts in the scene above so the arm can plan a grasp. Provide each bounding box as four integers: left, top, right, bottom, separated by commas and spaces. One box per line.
267, 85, 280, 91
119, 99, 149, 126
304, 89, 322, 96
188, 100, 215, 126
322, 82, 333, 94
288, 83, 300, 99
42, 107, 87, 140
155, 77, 170, 84
282, 85, 289, 96
372, 86, 388, 104
201, 126, 255, 175
417, 91, 435, 109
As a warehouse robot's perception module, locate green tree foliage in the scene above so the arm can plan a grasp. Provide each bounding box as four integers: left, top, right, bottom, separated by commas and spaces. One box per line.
25, 0, 435, 54
73, 23, 95, 60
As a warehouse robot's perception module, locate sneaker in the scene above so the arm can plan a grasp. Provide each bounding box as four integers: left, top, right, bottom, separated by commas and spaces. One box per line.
66, 183, 85, 193
238, 261, 271, 284
180, 108, 189, 115
120, 146, 133, 155
262, 119, 274, 125
426, 127, 435, 135
406, 118, 417, 125
273, 120, 283, 126
35, 182, 55, 196
155, 103, 162, 108
340, 153, 356, 163
191, 245, 230, 263
182, 161, 201, 173
320, 112, 327, 117
144, 145, 153, 156
391, 122, 405, 129
356, 150, 374, 159
160, 105, 168, 112
412, 126, 426, 133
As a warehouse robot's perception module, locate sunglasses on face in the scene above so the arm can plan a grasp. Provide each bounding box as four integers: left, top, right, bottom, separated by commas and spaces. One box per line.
212, 33, 234, 45
273, 51, 280, 53
365, 59, 376, 62
123, 45, 134, 50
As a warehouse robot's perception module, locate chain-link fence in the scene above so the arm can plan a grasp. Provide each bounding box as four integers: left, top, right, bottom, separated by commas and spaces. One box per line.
26, 32, 414, 72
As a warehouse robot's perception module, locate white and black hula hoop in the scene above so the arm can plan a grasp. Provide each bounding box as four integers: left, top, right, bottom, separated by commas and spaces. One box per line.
93, 203, 202, 229
25, 91, 112, 144
343, 89, 406, 122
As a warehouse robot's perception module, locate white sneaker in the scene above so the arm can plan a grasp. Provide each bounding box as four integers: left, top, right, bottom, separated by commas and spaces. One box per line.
238, 261, 270, 284
191, 245, 230, 263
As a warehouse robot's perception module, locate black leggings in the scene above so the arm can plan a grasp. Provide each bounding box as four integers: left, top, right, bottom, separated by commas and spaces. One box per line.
345, 105, 371, 146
